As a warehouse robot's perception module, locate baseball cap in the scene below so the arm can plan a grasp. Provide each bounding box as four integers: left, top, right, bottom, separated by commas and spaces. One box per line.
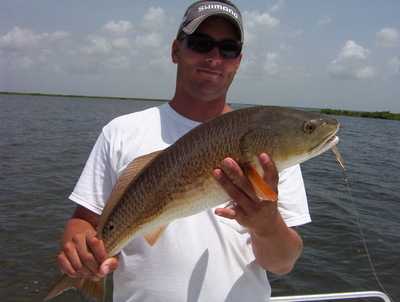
177, 1, 244, 43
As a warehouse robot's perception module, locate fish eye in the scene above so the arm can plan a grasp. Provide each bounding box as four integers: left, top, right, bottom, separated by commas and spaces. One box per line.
108, 221, 115, 231
303, 120, 318, 133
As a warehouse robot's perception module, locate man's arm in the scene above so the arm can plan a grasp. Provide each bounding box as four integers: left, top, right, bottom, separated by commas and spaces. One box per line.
57, 205, 119, 280
213, 153, 303, 275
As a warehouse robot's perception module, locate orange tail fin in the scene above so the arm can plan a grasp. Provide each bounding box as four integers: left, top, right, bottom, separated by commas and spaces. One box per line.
43, 274, 105, 302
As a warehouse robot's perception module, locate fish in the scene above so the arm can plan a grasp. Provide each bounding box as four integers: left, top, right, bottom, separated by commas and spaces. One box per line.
43, 106, 340, 302
331, 145, 348, 180
331, 145, 345, 170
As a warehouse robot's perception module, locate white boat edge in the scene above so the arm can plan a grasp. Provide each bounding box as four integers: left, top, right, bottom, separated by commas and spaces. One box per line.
270, 291, 391, 302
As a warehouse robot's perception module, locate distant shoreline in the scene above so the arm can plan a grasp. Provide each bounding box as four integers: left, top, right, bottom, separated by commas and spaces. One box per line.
2, 91, 399, 120
0, 91, 168, 102
313, 108, 399, 120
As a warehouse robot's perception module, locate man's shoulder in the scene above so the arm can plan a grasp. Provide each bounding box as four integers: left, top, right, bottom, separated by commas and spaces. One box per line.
108, 104, 165, 127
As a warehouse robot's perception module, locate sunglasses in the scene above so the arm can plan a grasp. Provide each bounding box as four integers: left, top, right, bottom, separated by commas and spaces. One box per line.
179, 34, 242, 59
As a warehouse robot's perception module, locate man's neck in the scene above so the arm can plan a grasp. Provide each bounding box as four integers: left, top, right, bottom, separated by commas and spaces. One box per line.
169, 96, 232, 122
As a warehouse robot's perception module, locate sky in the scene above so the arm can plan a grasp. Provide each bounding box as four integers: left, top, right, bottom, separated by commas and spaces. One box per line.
1, 0, 399, 112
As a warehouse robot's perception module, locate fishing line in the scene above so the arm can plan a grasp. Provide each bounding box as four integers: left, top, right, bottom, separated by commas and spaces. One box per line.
332, 148, 394, 302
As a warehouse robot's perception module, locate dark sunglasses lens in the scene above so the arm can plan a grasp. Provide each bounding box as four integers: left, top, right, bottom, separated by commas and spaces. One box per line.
187, 36, 214, 53
219, 42, 241, 59
186, 35, 241, 59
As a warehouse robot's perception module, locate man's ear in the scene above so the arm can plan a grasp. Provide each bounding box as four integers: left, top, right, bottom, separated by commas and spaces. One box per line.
235, 53, 243, 74
171, 39, 180, 64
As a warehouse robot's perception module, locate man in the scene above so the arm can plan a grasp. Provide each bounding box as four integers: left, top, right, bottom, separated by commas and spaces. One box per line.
57, 1, 311, 301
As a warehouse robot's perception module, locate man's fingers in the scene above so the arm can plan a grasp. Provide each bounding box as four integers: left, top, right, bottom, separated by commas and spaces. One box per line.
99, 255, 119, 276
259, 153, 278, 195
72, 234, 100, 276
219, 158, 259, 210
58, 251, 78, 277
215, 205, 245, 220
222, 158, 255, 195
62, 240, 87, 274
215, 207, 236, 220
88, 236, 107, 264
59, 243, 93, 278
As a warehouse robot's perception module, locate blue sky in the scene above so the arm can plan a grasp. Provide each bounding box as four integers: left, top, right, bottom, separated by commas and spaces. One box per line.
1, 0, 399, 112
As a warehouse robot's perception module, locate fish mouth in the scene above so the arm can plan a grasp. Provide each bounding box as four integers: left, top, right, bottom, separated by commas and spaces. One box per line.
313, 129, 340, 155
316, 135, 339, 154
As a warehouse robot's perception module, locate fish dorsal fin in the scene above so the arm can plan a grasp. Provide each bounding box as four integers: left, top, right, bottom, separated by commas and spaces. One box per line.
243, 161, 278, 202
97, 150, 164, 235
142, 225, 168, 246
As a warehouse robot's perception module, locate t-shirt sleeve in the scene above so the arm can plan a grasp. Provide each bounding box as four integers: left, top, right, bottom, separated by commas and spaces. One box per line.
277, 164, 311, 228
69, 129, 117, 215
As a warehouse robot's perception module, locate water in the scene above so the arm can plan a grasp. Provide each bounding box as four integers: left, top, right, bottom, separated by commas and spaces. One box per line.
1, 95, 399, 301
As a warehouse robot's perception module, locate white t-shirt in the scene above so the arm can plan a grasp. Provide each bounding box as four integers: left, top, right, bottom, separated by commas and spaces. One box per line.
70, 103, 311, 302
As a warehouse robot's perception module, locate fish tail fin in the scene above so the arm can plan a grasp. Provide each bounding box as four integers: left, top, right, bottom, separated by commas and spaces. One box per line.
43, 274, 106, 302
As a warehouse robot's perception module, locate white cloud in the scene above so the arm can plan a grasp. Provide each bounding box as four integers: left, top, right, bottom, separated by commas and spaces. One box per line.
146, 53, 173, 74
141, 7, 166, 31
318, 14, 332, 26
242, 10, 280, 44
339, 40, 369, 60
263, 52, 279, 74
80, 36, 112, 55
387, 54, 400, 78
111, 37, 132, 49
46, 31, 70, 43
135, 32, 162, 50
71, 8, 169, 74
0, 5, 174, 76
239, 7, 306, 81
245, 11, 280, 30
328, 40, 374, 79
103, 55, 131, 71
376, 27, 400, 48
0, 27, 69, 50
279, 43, 292, 53
267, 0, 285, 13
103, 20, 133, 34
238, 50, 281, 79
0, 27, 70, 73
0, 27, 41, 49
10, 55, 35, 69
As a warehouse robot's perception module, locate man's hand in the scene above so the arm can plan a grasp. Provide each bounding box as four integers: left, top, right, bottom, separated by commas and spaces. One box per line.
57, 206, 119, 281
213, 153, 303, 275
213, 153, 279, 234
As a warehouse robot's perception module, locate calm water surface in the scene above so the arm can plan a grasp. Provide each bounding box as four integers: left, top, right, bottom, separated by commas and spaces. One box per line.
1, 95, 399, 301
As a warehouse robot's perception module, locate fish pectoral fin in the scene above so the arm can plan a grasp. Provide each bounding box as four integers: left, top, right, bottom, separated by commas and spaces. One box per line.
142, 225, 168, 246
243, 161, 278, 202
